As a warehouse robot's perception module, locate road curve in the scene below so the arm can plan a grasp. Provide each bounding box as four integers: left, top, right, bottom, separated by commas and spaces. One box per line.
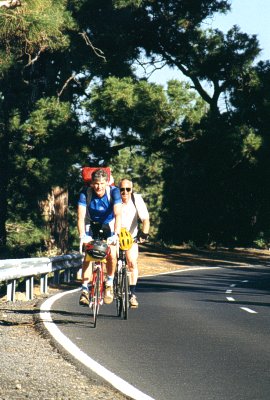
41, 264, 270, 400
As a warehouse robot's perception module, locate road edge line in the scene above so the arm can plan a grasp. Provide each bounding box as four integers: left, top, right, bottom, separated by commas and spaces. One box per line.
40, 289, 155, 400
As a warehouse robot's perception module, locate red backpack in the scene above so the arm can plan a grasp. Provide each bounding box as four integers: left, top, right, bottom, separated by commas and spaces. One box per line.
81, 167, 113, 185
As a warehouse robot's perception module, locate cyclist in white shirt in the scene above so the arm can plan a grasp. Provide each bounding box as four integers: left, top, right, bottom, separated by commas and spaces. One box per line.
119, 178, 150, 308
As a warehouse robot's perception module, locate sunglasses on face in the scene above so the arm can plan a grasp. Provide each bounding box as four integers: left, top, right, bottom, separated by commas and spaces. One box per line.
120, 187, 131, 193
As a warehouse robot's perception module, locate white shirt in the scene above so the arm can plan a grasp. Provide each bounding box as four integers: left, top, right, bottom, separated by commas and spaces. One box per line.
121, 194, 149, 237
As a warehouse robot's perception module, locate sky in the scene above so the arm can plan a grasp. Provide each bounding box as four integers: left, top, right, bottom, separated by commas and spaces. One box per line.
144, 0, 270, 86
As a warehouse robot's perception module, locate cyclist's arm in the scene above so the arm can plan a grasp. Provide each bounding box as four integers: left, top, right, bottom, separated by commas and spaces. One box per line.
113, 202, 122, 235
141, 217, 150, 235
77, 204, 86, 238
134, 194, 150, 241
135, 194, 150, 235
111, 186, 122, 236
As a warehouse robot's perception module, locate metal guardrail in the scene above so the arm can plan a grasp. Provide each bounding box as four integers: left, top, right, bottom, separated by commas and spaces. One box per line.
0, 253, 83, 302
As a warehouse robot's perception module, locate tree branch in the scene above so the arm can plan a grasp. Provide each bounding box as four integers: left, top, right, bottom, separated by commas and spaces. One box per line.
134, 57, 167, 79
25, 47, 47, 67
57, 75, 79, 98
79, 31, 106, 62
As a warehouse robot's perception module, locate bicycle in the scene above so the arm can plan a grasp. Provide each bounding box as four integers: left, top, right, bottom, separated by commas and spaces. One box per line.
84, 238, 110, 328
114, 228, 134, 320
114, 246, 130, 320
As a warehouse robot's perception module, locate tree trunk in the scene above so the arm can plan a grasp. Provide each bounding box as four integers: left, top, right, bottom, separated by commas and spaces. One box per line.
39, 187, 69, 254
53, 186, 69, 254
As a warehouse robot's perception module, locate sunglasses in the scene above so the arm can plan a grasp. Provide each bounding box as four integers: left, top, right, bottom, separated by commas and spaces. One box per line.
120, 187, 131, 193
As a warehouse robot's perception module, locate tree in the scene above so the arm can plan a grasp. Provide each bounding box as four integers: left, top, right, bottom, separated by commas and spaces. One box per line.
0, 0, 98, 251
81, 1, 260, 113
0, 0, 267, 252
227, 61, 270, 245
83, 77, 207, 153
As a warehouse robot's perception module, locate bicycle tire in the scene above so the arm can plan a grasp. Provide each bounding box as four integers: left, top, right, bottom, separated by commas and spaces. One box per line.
121, 264, 129, 320
114, 269, 121, 317
92, 267, 100, 328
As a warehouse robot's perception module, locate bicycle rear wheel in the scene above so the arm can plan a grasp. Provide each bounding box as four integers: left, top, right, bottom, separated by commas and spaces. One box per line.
121, 266, 129, 320
114, 269, 121, 317
92, 268, 100, 328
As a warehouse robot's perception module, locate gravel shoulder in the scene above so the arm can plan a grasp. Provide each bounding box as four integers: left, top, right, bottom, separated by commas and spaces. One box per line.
0, 245, 269, 400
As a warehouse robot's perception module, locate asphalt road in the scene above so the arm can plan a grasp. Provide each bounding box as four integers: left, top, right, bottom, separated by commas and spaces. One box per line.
48, 264, 270, 400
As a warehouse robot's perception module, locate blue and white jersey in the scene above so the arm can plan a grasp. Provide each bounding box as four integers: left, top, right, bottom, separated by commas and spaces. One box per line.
78, 186, 121, 225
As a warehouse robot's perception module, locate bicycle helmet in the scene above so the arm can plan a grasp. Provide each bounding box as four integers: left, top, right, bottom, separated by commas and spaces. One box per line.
84, 239, 110, 259
119, 228, 133, 251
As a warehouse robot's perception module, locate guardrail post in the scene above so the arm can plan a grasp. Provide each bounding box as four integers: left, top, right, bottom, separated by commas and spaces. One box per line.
53, 270, 61, 285
77, 267, 82, 280
64, 269, 71, 283
40, 273, 48, 294
7, 279, 16, 302
71, 266, 79, 282
25, 276, 34, 300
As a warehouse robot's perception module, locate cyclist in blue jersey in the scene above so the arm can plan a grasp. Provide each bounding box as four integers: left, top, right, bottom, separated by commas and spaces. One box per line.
77, 169, 122, 305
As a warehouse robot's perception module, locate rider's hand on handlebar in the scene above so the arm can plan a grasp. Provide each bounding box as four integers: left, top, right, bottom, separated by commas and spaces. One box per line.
79, 234, 93, 254
107, 234, 118, 245
137, 231, 149, 243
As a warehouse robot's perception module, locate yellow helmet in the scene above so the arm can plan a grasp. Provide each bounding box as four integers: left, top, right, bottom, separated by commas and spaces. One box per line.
119, 228, 133, 251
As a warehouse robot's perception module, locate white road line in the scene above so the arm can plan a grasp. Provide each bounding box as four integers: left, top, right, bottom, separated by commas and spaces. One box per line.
40, 289, 155, 400
240, 307, 257, 314
226, 280, 258, 315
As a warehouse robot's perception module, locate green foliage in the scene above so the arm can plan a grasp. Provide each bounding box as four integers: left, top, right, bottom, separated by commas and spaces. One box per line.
2, 219, 47, 259
17, 97, 79, 183
167, 80, 209, 124
0, 0, 76, 75
1, 0, 269, 254
83, 76, 207, 154
1, 95, 83, 238
113, 0, 142, 8
241, 128, 262, 164
253, 231, 270, 249
87, 77, 172, 137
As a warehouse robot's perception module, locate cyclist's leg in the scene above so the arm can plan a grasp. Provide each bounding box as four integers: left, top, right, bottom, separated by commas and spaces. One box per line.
106, 244, 117, 277
97, 223, 117, 304
79, 258, 92, 306
104, 246, 117, 304
126, 243, 139, 308
126, 242, 139, 285
82, 258, 93, 286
